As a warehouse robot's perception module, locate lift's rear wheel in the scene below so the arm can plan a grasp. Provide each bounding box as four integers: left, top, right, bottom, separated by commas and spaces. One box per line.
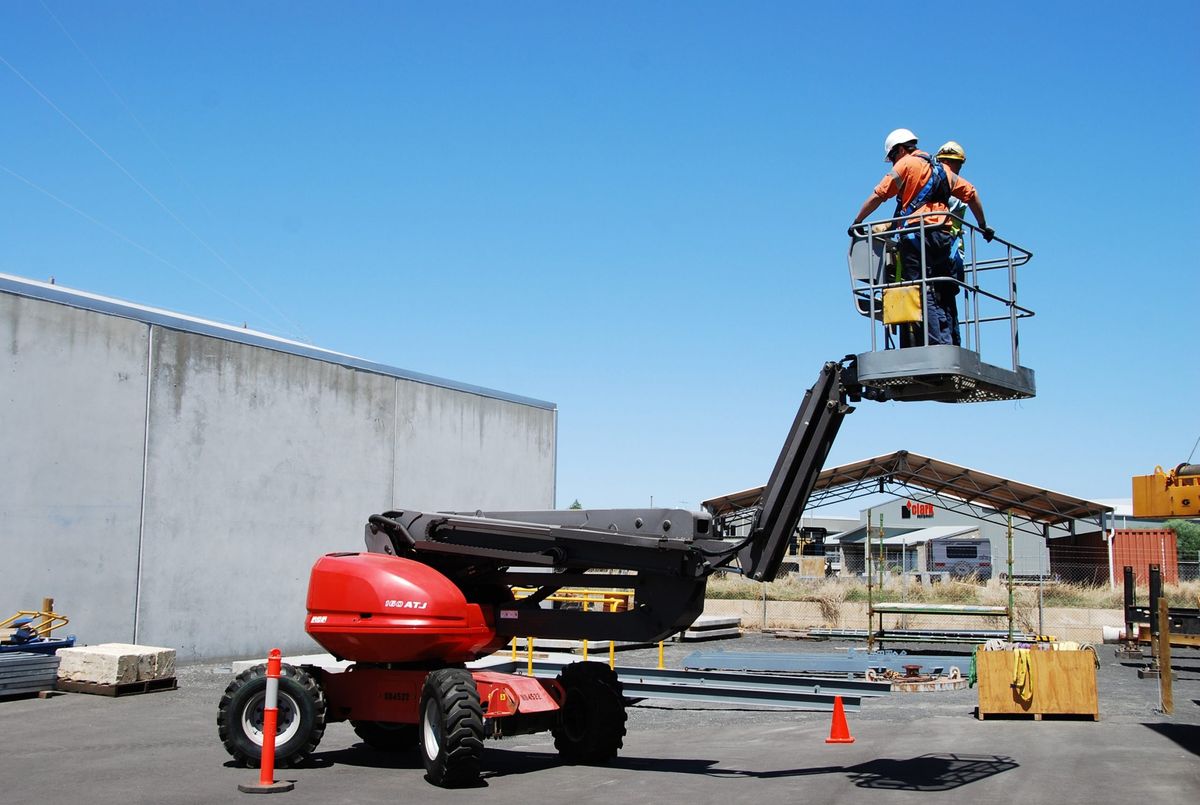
552, 661, 627, 764
351, 720, 419, 751
217, 663, 326, 767
418, 669, 484, 787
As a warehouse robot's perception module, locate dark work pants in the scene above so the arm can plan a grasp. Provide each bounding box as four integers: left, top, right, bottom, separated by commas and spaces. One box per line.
898, 228, 958, 347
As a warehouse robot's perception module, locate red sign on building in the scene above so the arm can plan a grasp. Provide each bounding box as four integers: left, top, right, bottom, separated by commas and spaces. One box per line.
903, 501, 935, 518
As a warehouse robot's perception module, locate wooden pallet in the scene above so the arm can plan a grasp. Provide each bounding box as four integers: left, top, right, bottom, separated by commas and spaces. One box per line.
56, 676, 177, 697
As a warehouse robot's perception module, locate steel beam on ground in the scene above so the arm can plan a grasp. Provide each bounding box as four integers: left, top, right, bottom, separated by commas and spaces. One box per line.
807, 628, 1039, 644
682, 650, 971, 676
483, 659, 887, 711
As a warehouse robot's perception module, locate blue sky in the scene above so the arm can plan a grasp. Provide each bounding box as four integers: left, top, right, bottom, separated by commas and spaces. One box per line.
2, 2, 1197, 512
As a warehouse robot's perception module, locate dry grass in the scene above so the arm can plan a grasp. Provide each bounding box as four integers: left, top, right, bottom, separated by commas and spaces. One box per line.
706, 574, 1200, 610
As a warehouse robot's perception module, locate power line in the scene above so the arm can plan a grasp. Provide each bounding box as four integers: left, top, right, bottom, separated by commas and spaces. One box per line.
0, 161, 290, 329
1, 36, 308, 340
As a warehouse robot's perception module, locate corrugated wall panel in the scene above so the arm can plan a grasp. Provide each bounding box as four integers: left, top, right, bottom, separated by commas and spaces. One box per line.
1113, 530, 1178, 584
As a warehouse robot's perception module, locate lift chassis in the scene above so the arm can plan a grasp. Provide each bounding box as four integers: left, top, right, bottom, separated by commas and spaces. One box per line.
218, 359, 864, 786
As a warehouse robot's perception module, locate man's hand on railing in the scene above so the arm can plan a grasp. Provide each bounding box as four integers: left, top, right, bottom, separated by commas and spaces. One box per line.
982, 226, 995, 243
848, 223, 869, 239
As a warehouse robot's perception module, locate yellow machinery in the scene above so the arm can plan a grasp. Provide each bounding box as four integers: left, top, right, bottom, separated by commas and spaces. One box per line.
1132, 464, 1200, 517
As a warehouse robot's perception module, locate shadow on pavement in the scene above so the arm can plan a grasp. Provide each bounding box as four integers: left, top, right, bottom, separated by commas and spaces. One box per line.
1141, 723, 1200, 757
484, 750, 1018, 791
307, 744, 421, 770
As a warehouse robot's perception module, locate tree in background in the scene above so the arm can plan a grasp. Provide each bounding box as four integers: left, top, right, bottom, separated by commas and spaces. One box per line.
569, 499, 583, 510
1166, 519, 1200, 556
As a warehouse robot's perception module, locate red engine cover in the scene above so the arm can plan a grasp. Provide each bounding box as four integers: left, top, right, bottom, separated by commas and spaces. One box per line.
305, 553, 501, 663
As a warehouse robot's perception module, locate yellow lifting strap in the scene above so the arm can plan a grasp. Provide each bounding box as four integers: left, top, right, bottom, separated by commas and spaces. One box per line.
1011, 648, 1034, 703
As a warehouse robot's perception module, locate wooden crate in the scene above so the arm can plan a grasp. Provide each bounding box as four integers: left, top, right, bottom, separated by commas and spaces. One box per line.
976, 650, 1098, 720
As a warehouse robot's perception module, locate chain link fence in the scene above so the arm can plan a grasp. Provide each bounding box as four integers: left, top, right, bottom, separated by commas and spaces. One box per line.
705, 550, 1199, 645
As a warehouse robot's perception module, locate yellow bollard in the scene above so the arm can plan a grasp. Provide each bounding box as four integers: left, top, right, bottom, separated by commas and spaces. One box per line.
608, 601, 617, 669
527, 637, 534, 677
511, 637, 517, 661
658, 641, 665, 669
582, 638, 588, 661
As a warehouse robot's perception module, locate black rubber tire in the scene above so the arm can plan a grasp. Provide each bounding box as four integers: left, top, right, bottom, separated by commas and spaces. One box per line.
217, 663, 326, 768
351, 719, 419, 751
418, 669, 484, 788
551, 661, 627, 764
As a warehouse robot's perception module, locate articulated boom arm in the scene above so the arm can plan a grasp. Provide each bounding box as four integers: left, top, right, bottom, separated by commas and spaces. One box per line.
735, 359, 856, 581
364, 358, 859, 641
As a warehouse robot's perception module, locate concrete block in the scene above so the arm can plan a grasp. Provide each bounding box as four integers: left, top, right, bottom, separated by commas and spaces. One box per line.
98, 643, 176, 681
57, 646, 138, 685
56, 643, 176, 684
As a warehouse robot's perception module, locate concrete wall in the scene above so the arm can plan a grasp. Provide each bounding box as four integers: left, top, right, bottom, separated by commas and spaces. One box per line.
2, 288, 556, 660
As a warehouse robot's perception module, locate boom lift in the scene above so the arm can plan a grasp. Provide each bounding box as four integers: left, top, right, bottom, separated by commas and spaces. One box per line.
217, 222, 1036, 788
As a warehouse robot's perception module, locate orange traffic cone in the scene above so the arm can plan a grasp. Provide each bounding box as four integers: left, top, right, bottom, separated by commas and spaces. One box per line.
825, 695, 855, 744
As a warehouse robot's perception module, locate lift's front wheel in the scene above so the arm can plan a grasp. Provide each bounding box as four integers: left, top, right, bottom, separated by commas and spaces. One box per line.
418, 669, 484, 787
552, 661, 627, 764
217, 663, 327, 767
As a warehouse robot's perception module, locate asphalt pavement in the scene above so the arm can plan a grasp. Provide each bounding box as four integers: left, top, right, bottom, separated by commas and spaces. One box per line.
2, 636, 1196, 804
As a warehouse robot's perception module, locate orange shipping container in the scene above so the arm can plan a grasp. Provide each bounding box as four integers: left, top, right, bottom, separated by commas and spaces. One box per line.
1113, 529, 1178, 585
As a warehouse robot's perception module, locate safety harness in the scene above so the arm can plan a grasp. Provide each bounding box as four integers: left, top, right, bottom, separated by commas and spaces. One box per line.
890, 152, 951, 238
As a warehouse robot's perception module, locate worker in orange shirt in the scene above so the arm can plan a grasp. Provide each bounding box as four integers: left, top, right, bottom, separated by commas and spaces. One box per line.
849, 129, 993, 347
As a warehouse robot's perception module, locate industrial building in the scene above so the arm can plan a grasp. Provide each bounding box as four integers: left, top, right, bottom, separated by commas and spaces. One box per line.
1, 274, 557, 659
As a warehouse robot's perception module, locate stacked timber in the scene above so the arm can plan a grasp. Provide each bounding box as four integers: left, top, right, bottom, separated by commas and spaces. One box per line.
0, 652, 61, 697
56, 643, 176, 696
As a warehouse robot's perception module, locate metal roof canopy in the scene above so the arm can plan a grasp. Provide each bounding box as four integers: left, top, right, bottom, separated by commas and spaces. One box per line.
703, 450, 1112, 539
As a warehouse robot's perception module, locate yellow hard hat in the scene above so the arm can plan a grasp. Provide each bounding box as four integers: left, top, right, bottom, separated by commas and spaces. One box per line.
936, 141, 966, 164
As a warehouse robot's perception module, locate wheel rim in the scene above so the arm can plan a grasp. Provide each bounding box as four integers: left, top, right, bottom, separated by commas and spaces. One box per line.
422, 699, 441, 761
240, 690, 302, 748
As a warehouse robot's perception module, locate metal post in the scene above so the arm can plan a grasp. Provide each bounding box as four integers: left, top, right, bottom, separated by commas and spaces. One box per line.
1007, 513, 1014, 643
970, 228, 981, 351
878, 513, 885, 591
1149, 564, 1162, 667
658, 641, 665, 670
1007, 246, 1018, 371
527, 637, 534, 676
867, 232, 878, 353
1107, 528, 1116, 591
609, 601, 617, 669
1038, 538, 1045, 637
919, 216, 929, 346
866, 509, 874, 652
582, 639, 589, 661
1123, 566, 1135, 646
1037, 575, 1044, 637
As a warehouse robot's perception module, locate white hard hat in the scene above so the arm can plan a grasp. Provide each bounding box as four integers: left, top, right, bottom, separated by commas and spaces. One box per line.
884, 128, 918, 160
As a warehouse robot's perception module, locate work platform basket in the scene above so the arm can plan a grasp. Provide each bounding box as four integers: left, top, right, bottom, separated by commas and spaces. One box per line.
847, 215, 1035, 404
